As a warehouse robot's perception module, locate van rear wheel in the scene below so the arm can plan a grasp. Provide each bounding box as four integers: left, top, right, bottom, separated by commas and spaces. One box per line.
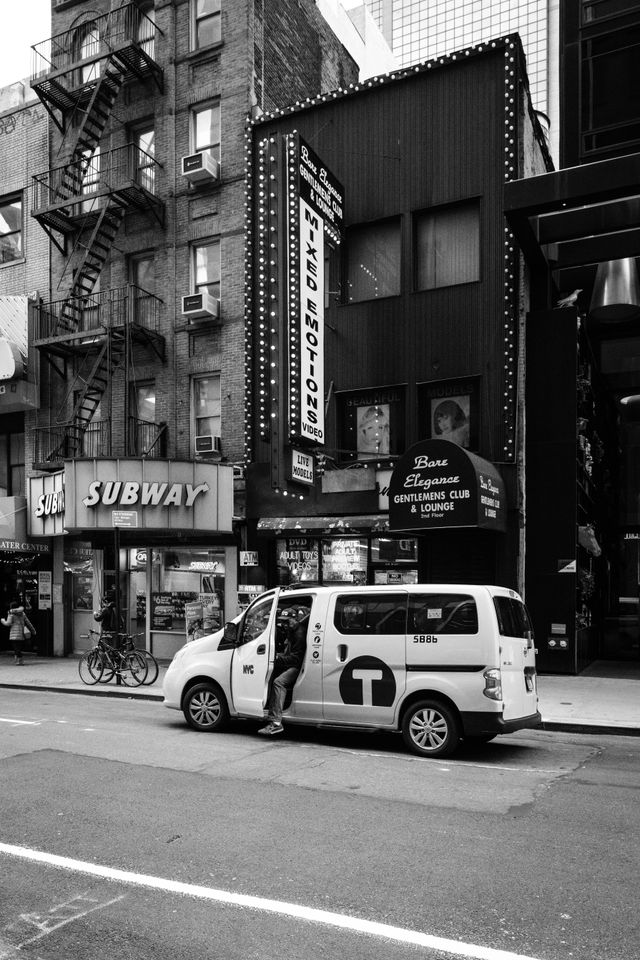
402, 699, 460, 758
183, 683, 229, 732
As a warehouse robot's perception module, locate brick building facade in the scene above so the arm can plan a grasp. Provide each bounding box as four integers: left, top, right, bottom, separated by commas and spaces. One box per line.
2, 0, 358, 658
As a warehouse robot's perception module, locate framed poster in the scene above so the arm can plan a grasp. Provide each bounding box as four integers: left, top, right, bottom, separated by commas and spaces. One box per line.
338, 386, 405, 462
418, 377, 480, 450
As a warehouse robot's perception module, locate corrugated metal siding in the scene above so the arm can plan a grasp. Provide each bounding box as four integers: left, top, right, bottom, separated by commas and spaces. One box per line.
0, 296, 29, 358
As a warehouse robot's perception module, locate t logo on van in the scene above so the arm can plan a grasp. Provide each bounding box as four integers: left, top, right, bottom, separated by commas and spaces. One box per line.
339, 656, 396, 707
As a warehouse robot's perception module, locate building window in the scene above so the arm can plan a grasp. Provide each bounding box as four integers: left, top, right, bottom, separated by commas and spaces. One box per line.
129, 252, 156, 326
0, 195, 22, 264
137, 4, 156, 59
130, 382, 157, 456
346, 218, 401, 302
132, 382, 156, 423
0, 431, 24, 496
193, 374, 221, 441
337, 386, 405, 462
192, 0, 221, 49
415, 201, 480, 290
582, 25, 640, 154
80, 148, 101, 214
79, 24, 102, 83
192, 239, 220, 299
135, 127, 156, 193
192, 101, 221, 161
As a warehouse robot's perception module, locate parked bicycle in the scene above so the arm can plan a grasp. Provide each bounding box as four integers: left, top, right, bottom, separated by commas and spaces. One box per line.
78, 629, 148, 686
118, 631, 159, 685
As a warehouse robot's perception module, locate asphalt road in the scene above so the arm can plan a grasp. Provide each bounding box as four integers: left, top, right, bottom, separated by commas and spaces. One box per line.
0, 688, 638, 960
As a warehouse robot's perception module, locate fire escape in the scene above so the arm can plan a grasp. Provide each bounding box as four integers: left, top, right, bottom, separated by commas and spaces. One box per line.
29, 3, 166, 470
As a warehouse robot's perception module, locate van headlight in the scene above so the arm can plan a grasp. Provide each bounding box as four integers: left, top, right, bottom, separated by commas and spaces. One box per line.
483, 667, 503, 701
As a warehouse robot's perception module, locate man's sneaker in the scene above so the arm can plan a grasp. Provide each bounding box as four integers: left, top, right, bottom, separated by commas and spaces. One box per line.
257, 722, 284, 736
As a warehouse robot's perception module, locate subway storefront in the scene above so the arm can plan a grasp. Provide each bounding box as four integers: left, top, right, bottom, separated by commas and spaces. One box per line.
29, 459, 237, 659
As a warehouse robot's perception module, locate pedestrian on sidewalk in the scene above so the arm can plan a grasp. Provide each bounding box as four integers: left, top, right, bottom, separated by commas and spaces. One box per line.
94, 589, 122, 646
1, 597, 36, 666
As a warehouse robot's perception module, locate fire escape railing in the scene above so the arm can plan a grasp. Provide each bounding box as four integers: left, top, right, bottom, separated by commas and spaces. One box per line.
31, 3, 160, 85
33, 416, 168, 466
32, 284, 163, 342
31, 145, 161, 217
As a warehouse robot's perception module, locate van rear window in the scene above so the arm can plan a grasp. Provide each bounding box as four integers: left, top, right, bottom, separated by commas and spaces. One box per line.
334, 594, 407, 635
493, 597, 533, 640
409, 594, 478, 634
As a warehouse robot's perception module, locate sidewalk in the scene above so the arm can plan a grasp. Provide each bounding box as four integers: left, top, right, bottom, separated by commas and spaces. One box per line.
0, 654, 639, 736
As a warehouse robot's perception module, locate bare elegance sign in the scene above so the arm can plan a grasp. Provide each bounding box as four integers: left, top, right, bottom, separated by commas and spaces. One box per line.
389, 440, 506, 532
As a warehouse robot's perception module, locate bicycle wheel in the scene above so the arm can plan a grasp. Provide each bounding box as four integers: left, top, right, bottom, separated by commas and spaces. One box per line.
140, 650, 159, 685
78, 650, 103, 685
98, 651, 116, 683
119, 650, 148, 686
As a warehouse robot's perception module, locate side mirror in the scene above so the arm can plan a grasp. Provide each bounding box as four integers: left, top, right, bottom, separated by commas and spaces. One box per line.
223, 621, 238, 644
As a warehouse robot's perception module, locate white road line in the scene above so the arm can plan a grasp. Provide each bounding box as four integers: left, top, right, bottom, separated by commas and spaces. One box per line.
0, 842, 543, 960
0, 718, 40, 726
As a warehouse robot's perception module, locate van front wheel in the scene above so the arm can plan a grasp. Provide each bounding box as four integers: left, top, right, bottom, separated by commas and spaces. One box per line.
402, 700, 460, 758
183, 683, 229, 732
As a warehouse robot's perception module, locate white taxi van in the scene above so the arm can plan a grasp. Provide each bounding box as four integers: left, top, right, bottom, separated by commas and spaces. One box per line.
162, 584, 541, 758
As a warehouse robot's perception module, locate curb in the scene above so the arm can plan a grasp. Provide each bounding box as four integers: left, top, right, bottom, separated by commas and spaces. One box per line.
540, 720, 640, 738
0, 682, 163, 702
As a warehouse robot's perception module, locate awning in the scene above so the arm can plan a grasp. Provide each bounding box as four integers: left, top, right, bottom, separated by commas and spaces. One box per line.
389, 439, 507, 533
257, 514, 390, 535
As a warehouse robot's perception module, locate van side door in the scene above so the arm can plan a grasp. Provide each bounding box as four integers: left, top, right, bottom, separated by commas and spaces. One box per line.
322, 592, 407, 726
492, 594, 538, 720
230, 591, 279, 716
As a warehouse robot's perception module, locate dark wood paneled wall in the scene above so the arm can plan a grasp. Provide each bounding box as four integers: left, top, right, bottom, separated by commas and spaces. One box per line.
251, 48, 512, 467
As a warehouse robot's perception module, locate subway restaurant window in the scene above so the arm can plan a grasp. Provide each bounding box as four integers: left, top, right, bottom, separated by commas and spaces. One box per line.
338, 386, 404, 462
147, 547, 225, 635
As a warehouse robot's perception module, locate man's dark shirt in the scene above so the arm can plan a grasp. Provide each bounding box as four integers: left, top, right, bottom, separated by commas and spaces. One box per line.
276, 618, 308, 671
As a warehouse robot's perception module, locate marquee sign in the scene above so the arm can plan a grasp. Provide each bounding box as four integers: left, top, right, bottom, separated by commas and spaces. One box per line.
286, 134, 344, 447
389, 439, 506, 532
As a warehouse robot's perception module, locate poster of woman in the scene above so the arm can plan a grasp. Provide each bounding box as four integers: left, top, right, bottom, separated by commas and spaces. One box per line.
431, 395, 470, 448
357, 403, 390, 458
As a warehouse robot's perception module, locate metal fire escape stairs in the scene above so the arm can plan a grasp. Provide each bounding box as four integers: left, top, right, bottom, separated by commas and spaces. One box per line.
30, 20, 164, 464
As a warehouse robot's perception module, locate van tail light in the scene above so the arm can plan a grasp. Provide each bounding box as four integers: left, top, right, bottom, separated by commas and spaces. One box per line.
483, 667, 503, 701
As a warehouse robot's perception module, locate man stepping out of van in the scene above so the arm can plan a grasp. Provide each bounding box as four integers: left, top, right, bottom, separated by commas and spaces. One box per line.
258, 606, 309, 736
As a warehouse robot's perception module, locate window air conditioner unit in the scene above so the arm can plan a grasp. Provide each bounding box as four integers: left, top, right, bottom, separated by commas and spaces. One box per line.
181, 292, 220, 320
195, 435, 221, 455
181, 152, 220, 184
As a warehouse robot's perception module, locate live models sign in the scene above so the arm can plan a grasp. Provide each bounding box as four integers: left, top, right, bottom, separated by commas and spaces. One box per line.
288, 135, 343, 447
